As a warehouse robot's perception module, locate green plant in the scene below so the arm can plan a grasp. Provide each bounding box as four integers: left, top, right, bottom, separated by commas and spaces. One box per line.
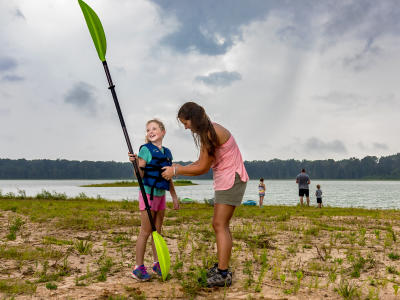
0, 279, 37, 295
7, 216, 25, 241
328, 268, 337, 284
366, 287, 379, 300
387, 266, 399, 275
387, 226, 396, 242
74, 240, 93, 255
36, 190, 67, 200
294, 270, 303, 293
45, 282, 57, 290
350, 256, 366, 278
393, 284, 399, 295
243, 259, 254, 289
388, 252, 400, 260
255, 250, 268, 292
374, 229, 380, 240
97, 255, 113, 282
280, 274, 286, 285
172, 256, 184, 280
305, 226, 320, 236
335, 279, 360, 299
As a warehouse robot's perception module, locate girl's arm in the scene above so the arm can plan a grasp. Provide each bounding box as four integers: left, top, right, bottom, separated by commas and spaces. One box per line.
169, 181, 179, 210
128, 153, 146, 178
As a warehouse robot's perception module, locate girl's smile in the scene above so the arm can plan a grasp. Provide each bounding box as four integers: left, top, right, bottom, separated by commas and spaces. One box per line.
146, 122, 165, 143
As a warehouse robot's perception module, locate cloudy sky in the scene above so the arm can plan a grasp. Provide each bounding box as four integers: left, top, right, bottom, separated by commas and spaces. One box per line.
1, 0, 399, 163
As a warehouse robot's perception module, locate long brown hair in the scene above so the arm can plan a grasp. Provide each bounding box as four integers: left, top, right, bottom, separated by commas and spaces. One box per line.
177, 102, 219, 157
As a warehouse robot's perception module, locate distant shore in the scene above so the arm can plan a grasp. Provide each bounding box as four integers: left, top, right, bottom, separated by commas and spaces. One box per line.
80, 179, 197, 187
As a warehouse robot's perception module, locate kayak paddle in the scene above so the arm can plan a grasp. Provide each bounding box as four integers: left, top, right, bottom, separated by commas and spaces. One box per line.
78, 0, 170, 281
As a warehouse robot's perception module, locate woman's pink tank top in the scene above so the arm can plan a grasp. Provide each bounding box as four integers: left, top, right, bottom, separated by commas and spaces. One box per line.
211, 135, 249, 190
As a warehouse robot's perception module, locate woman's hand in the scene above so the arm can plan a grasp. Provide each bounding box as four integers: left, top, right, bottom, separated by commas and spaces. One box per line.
128, 152, 137, 162
162, 166, 174, 180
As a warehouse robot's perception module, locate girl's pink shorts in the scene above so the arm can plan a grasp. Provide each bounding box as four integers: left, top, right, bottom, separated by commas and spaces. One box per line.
138, 192, 166, 211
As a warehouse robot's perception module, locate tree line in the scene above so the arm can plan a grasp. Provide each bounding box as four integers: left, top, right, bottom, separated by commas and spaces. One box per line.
1, 153, 400, 180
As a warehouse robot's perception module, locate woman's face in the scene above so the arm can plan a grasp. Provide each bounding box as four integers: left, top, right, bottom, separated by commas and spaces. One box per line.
179, 118, 193, 131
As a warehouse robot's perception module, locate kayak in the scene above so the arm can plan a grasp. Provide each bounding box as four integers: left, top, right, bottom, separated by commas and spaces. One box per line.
242, 200, 257, 206
180, 198, 195, 204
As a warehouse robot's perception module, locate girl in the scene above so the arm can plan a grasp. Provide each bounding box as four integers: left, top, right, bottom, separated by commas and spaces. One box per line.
128, 119, 179, 281
162, 102, 249, 287
258, 178, 266, 207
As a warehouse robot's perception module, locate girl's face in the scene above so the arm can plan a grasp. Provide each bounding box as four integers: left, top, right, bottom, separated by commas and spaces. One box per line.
146, 122, 165, 143
179, 118, 193, 131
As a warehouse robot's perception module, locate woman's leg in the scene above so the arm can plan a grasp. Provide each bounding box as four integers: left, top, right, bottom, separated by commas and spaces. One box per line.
151, 209, 165, 261
136, 210, 154, 265
212, 203, 236, 270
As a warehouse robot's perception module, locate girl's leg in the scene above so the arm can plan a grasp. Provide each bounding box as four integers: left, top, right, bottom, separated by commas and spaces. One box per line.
150, 209, 165, 261
259, 196, 264, 207
212, 203, 236, 270
136, 210, 154, 265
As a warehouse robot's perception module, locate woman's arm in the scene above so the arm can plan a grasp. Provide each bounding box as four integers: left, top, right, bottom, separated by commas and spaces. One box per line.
162, 146, 213, 180
178, 146, 213, 176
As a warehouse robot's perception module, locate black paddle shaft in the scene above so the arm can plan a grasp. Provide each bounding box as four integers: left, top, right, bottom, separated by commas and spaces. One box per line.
102, 60, 156, 232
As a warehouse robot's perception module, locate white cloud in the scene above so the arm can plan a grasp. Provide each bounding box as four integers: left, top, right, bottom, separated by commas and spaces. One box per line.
0, 0, 399, 163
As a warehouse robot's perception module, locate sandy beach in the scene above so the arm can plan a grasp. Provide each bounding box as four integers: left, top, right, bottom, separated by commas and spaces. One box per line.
1, 196, 400, 299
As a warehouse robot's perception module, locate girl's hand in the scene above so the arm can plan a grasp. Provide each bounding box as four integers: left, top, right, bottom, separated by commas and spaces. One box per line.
161, 166, 174, 180
128, 152, 137, 162
172, 196, 180, 210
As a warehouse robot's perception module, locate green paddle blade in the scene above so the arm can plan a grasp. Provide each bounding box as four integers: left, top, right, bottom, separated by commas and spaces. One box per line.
153, 231, 170, 281
78, 0, 107, 62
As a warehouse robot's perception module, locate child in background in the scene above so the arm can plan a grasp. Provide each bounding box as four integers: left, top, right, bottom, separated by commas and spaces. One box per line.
258, 178, 266, 207
128, 119, 179, 281
316, 184, 322, 208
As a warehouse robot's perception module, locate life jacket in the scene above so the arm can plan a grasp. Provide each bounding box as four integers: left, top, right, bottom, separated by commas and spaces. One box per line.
140, 142, 172, 200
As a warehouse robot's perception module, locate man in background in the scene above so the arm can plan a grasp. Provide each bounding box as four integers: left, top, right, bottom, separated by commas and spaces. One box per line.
296, 168, 311, 206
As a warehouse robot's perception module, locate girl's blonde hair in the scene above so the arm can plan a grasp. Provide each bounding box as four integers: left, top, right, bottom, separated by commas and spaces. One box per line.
145, 119, 166, 143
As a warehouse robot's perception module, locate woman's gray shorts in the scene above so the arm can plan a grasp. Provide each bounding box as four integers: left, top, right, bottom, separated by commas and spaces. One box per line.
214, 173, 247, 206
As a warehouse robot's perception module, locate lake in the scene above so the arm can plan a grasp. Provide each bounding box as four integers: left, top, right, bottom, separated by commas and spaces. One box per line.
0, 179, 399, 210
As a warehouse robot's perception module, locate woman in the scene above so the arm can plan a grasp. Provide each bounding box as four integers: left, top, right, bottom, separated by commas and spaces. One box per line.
162, 102, 249, 287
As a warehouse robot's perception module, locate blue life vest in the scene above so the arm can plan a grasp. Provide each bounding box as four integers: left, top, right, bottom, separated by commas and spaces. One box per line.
140, 143, 172, 199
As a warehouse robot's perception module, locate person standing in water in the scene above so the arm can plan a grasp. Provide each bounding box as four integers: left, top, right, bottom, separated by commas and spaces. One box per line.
316, 184, 323, 208
162, 102, 249, 288
258, 178, 266, 207
296, 168, 311, 206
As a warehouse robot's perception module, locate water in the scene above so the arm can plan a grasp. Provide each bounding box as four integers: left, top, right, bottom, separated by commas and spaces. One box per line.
0, 179, 399, 210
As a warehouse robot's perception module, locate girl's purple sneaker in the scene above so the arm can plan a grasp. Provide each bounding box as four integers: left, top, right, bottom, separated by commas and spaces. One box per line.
131, 265, 151, 281
152, 261, 162, 277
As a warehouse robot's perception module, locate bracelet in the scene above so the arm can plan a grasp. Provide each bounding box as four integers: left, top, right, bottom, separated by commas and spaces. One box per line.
173, 166, 177, 177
